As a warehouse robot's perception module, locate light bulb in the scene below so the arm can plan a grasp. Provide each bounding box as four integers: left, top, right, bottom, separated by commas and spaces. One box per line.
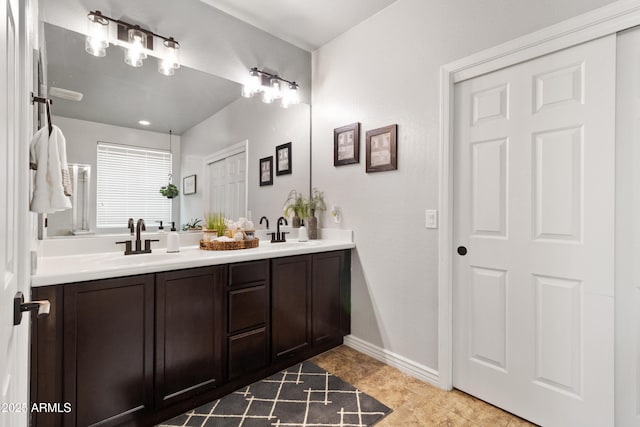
282, 82, 299, 107
262, 87, 274, 104
85, 12, 108, 57
125, 28, 147, 67
270, 77, 283, 99
159, 38, 180, 75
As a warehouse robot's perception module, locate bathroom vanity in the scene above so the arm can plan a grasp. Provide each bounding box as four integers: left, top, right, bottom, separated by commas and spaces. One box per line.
29, 236, 353, 427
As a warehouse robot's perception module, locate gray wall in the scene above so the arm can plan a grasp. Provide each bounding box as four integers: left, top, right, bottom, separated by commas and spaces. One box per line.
180, 97, 310, 226
311, 0, 619, 371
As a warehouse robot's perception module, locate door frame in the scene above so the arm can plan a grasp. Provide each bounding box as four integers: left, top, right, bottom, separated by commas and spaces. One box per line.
438, 0, 640, 391
202, 140, 249, 218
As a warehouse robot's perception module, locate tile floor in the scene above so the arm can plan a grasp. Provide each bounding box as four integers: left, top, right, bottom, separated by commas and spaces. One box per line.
311, 345, 537, 427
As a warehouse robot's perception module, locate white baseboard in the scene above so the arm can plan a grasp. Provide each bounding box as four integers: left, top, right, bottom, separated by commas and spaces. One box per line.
343, 335, 440, 387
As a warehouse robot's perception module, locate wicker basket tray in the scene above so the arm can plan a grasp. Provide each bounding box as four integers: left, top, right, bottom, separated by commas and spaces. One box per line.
199, 238, 259, 251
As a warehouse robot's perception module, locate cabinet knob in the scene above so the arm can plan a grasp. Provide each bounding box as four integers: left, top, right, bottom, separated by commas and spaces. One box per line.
457, 246, 467, 256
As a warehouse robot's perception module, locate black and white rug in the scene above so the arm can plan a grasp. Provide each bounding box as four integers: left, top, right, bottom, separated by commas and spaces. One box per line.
158, 361, 391, 427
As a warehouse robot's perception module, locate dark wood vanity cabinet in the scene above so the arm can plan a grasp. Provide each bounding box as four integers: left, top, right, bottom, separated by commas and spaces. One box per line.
62, 274, 155, 427
227, 260, 270, 380
271, 255, 312, 361
272, 251, 351, 362
312, 250, 351, 345
31, 250, 351, 427
155, 266, 225, 408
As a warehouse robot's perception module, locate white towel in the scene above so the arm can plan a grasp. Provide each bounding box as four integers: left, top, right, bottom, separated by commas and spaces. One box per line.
30, 125, 72, 213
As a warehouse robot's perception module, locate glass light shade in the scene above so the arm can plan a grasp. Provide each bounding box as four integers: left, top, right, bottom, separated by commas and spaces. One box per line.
282, 83, 299, 107
158, 39, 180, 76
242, 69, 262, 97
125, 28, 147, 67
261, 87, 274, 104
270, 78, 283, 99
241, 84, 254, 98
85, 12, 108, 57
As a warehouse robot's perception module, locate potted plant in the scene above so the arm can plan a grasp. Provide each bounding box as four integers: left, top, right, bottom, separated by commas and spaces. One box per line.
283, 190, 308, 228
181, 218, 202, 231
306, 188, 326, 240
160, 183, 179, 198
203, 212, 226, 241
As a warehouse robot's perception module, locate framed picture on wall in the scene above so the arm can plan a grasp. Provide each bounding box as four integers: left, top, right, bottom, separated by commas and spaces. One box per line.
259, 156, 273, 186
366, 124, 397, 173
334, 122, 360, 166
276, 142, 292, 175
183, 174, 197, 195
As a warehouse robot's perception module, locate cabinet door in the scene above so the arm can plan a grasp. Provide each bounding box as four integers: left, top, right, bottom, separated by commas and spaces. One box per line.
63, 275, 154, 427
312, 251, 346, 345
271, 255, 311, 360
155, 266, 225, 408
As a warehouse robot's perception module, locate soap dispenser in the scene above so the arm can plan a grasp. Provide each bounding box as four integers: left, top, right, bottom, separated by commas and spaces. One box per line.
167, 222, 180, 253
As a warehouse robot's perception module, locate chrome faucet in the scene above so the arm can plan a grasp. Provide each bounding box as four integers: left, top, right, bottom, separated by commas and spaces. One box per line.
270, 217, 289, 243
116, 218, 159, 255
259, 216, 270, 229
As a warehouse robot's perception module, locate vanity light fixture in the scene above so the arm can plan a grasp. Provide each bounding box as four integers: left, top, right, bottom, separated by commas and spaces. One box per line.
85, 10, 180, 75
241, 67, 300, 108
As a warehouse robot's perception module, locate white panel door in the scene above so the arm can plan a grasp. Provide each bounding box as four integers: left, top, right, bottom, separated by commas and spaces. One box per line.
207, 151, 246, 219
225, 151, 246, 221
0, 0, 28, 425
453, 35, 615, 427
207, 159, 226, 214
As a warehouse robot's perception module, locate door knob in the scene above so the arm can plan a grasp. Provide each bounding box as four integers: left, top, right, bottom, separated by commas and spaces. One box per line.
457, 246, 467, 256
13, 291, 50, 326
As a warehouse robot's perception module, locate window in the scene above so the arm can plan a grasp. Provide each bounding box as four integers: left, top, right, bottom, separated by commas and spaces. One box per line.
96, 142, 172, 228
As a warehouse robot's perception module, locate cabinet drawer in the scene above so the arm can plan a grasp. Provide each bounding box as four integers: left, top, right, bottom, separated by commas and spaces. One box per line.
229, 285, 267, 333
229, 260, 269, 288
228, 328, 268, 380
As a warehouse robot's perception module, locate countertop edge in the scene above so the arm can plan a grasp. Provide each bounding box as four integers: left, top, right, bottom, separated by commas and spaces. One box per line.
31, 241, 356, 287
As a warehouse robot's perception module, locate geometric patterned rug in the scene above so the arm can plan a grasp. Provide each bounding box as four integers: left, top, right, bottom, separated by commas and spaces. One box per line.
157, 361, 392, 427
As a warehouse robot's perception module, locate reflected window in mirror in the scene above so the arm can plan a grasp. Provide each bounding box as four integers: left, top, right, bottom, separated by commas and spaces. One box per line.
96, 143, 173, 228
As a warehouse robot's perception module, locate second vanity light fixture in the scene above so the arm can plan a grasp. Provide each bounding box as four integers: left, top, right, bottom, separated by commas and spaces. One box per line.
242, 67, 300, 108
85, 10, 180, 76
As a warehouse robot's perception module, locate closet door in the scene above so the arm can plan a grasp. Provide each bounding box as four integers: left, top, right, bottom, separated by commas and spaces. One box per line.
453, 35, 615, 426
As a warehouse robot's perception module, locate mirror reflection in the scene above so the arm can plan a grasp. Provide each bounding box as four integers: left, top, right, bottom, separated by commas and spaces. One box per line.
42, 22, 310, 237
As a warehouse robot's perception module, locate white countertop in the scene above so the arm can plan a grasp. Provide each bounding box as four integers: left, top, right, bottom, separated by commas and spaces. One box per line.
32, 234, 355, 287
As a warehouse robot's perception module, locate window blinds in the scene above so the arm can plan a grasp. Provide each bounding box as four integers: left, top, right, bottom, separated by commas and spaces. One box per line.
96, 142, 172, 228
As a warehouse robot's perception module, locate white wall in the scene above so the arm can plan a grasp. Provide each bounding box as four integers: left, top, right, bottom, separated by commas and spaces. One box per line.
311, 0, 619, 372
180, 97, 310, 227
48, 115, 181, 235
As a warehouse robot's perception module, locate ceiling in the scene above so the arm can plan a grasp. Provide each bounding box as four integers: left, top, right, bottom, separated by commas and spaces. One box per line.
199, 0, 399, 51
44, 23, 241, 135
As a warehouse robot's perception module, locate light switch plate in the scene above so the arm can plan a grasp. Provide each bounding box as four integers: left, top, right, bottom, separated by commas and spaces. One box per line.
425, 209, 438, 229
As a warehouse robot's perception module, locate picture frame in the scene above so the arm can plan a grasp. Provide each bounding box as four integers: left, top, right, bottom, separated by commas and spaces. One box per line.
183, 174, 197, 195
334, 122, 360, 166
276, 142, 292, 176
259, 156, 273, 186
366, 124, 398, 173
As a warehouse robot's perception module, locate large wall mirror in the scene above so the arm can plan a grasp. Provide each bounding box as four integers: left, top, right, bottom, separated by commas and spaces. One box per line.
41, 21, 310, 237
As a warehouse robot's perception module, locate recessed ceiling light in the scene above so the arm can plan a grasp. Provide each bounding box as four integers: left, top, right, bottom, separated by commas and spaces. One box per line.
138, 120, 151, 126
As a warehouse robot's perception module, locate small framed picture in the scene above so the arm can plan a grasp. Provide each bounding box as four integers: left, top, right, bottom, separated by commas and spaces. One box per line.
259, 156, 273, 186
183, 174, 197, 195
366, 124, 398, 173
276, 142, 292, 176
334, 122, 360, 166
